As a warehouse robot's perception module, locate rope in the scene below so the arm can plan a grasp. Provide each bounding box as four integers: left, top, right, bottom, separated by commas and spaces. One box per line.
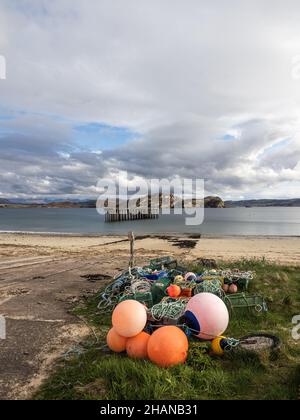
149, 323, 241, 351
130, 279, 152, 294
150, 298, 189, 322
194, 279, 225, 299
200, 269, 254, 282
97, 270, 154, 313
176, 280, 197, 289
223, 338, 240, 352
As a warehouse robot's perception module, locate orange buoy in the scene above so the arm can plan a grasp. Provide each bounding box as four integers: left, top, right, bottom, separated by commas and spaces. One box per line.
106, 328, 127, 353
147, 326, 189, 368
126, 331, 150, 360
112, 300, 147, 338
167, 284, 181, 298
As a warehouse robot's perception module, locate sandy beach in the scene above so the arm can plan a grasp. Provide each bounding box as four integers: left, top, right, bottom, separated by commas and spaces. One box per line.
0, 232, 299, 399
0, 233, 299, 265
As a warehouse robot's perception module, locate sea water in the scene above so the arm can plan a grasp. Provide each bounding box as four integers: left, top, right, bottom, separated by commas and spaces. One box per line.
0, 207, 299, 236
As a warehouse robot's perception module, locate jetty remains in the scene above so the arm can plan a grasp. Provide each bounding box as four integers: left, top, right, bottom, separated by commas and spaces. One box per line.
105, 207, 159, 223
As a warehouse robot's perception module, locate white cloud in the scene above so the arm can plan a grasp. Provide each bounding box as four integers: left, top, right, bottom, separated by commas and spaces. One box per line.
0, 0, 300, 198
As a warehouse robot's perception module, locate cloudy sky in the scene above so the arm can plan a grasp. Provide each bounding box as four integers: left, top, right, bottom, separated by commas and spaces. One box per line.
0, 0, 300, 200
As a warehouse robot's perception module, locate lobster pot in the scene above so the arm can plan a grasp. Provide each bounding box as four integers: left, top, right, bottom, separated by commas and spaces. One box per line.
147, 313, 184, 327
194, 279, 224, 299
151, 278, 171, 305
237, 277, 250, 291
224, 277, 250, 291
166, 269, 185, 282
119, 292, 153, 309
147, 297, 188, 327
199, 276, 225, 285
225, 293, 268, 316
147, 257, 178, 271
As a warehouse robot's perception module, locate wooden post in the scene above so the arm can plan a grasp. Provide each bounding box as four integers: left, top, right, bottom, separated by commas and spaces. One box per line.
128, 231, 135, 276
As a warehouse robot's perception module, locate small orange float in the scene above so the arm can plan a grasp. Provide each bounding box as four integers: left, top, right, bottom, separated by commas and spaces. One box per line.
167, 284, 181, 298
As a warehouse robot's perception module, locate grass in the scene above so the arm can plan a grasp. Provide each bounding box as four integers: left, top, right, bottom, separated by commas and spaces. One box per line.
34, 258, 300, 400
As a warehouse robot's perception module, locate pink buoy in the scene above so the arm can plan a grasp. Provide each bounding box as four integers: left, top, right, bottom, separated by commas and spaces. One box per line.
222, 284, 229, 293
184, 293, 229, 340
229, 284, 238, 294
112, 300, 147, 338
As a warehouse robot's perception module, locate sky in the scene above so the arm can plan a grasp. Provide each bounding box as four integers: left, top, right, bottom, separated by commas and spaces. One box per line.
0, 0, 300, 200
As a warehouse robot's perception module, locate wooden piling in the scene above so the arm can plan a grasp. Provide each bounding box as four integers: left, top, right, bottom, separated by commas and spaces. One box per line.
105, 207, 159, 223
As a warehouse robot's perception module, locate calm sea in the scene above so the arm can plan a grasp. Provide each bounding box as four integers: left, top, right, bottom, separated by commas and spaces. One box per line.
0, 207, 299, 236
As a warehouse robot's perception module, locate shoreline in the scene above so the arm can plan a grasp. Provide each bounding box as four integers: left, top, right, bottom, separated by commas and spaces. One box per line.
0, 231, 300, 239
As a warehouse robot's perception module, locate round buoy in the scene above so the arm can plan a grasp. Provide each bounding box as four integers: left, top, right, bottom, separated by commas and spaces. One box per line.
184, 293, 229, 340
147, 326, 189, 368
112, 300, 147, 338
229, 284, 238, 294
107, 328, 127, 353
211, 336, 227, 356
167, 284, 181, 298
174, 275, 184, 285
185, 272, 197, 282
222, 284, 229, 293
126, 332, 150, 360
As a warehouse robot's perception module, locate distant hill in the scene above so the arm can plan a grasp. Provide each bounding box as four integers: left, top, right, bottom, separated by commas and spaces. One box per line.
45, 200, 95, 208
225, 199, 300, 208
1, 196, 299, 209
0, 197, 97, 208
0, 198, 11, 205
0, 195, 225, 209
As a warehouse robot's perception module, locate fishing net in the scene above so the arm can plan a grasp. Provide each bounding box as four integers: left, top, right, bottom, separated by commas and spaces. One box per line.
96, 257, 264, 327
